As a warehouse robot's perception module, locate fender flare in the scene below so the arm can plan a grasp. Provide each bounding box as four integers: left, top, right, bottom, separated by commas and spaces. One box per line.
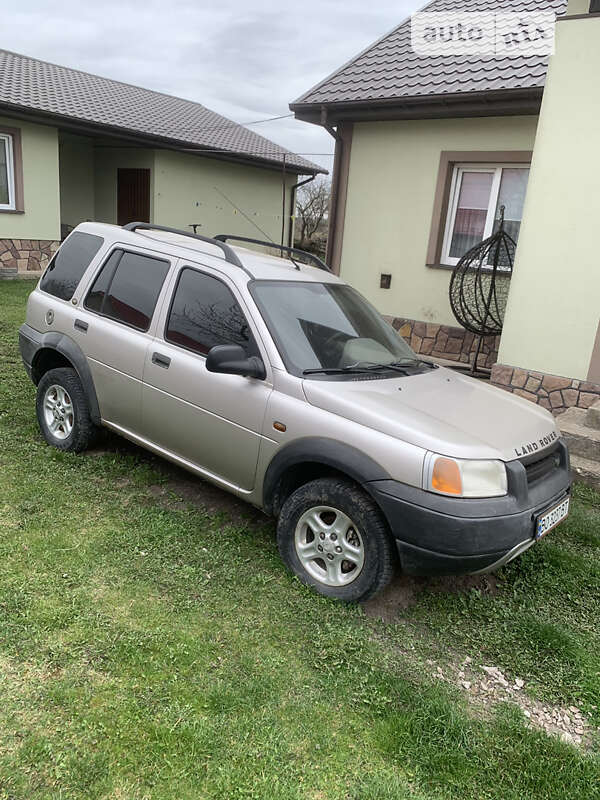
24, 326, 102, 425
262, 437, 391, 515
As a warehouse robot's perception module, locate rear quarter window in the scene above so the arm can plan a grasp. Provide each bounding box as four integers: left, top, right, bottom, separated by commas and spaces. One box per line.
40, 232, 104, 301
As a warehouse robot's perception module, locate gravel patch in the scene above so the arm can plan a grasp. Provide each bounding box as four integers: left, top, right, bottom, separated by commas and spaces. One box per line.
429, 655, 595, 747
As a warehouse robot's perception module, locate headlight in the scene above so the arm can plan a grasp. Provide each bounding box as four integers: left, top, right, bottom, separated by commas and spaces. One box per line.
425, 454, 508, 498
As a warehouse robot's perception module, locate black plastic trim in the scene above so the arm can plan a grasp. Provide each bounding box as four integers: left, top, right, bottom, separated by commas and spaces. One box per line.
262, 437, 391, 514
19, 324, 102, 425
395, 540, 510, 576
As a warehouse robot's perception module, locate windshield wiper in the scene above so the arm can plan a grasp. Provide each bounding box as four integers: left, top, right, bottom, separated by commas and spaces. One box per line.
302, 366, 374, 375
355, 363, 410, 375
302, 358, 437, 377
388, 358, 437, 370
343, 359, 437, 375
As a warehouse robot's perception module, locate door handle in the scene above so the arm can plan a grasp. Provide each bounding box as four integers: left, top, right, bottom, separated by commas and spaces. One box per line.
74, 319, 88, 332
152, 352, 171, 369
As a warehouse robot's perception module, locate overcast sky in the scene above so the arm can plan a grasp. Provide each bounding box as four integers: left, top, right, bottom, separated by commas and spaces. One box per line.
2, 0, 420, 172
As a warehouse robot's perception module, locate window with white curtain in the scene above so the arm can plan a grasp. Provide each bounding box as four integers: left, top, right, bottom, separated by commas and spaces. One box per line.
441, 164, 530, 266
0, 133, 16, 210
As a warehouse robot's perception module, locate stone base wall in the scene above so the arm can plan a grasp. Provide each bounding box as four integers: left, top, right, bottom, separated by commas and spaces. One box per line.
386, 316, 500, 368
0, 238, 59, 276
491, 363, 600, 415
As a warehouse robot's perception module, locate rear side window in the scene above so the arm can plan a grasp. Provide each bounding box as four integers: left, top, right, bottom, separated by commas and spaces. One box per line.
40, 232, 104, 301
165, 268, 257, 356
85, 249, 170, 331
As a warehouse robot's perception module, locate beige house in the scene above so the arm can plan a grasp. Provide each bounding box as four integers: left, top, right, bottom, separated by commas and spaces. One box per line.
291, 0, 600, 414
0, 50, 323, 278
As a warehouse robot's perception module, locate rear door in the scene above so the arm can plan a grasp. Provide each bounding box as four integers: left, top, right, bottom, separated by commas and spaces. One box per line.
78, 246, 173, 432
141, 264, 272, 491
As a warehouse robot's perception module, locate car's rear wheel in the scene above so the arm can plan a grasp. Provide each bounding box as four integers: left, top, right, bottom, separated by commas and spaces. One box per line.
277, 477, 396, 602
36, 367, 98, 453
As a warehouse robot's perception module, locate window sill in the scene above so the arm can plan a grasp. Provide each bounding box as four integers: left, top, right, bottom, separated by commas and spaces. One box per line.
426, 262, 512, 274
426, 262, 455, 271
0, 208, 24, 215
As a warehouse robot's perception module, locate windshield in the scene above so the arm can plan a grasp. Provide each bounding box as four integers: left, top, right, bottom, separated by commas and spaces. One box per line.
250, 280, 417, 377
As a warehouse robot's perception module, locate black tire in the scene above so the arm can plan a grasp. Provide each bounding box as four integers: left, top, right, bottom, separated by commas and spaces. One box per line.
277, 477, 396, 602
36, 367, 98, 453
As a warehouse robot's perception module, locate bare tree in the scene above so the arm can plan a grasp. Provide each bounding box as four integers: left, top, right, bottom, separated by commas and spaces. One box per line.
295, 178, 330, 250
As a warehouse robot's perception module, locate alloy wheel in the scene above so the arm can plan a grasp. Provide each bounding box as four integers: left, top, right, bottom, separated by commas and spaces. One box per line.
294, 505, 365, 587
43, 384, 74, 441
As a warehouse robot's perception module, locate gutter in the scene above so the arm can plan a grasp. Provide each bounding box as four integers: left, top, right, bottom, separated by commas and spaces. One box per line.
291, 87, 543, 126
0, 102, 326, 177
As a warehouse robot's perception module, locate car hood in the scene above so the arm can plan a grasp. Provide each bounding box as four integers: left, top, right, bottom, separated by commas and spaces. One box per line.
302, 367, 560, 462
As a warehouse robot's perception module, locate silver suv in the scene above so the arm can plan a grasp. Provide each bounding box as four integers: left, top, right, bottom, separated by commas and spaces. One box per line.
19, 222, 571, 601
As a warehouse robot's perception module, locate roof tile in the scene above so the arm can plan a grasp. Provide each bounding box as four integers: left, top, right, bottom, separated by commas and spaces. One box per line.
0, 49, 323, 173
293, 0, 567, 107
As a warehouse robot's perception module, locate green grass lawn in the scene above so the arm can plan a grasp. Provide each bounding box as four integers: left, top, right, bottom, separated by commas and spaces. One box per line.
1, 279, 599, 800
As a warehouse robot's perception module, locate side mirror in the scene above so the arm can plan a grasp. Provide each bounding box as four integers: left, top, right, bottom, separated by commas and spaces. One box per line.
205, 344, 266, 380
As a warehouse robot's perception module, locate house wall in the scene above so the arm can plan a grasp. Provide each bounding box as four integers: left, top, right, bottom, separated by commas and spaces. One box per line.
59, 134, 95, 229
93, 147, 156, 224
0, 123, 301, 276
0, 115, 60, 274
338, 115, 539, 332
153, 150, 296, 246
493, 15, 600, 413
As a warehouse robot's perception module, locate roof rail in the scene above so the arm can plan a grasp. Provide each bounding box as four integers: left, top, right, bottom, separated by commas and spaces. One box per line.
214, 234, 331, 272
123, 222, 246, 270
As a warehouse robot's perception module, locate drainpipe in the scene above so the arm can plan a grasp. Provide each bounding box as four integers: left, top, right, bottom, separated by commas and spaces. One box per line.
280, 153, 287, 248
321, 106, 342, 269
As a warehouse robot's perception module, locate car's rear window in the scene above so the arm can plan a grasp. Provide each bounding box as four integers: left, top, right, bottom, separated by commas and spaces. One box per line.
84, 249, 170, 332
40, 232, 104, 301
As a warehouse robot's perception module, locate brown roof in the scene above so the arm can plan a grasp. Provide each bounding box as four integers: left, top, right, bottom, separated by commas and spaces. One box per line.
0, 49, 324, 174
291, 0, 567, 114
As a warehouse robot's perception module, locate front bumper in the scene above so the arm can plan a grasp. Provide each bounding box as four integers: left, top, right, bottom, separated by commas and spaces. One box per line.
368, 441, 571, 576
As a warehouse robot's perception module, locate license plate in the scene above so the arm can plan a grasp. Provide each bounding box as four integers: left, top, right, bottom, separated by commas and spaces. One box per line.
535, 496, 570, 540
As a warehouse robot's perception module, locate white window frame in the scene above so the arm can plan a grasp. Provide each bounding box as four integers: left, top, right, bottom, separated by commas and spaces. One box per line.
0, 133, 16, 211
440, 163, 529, 267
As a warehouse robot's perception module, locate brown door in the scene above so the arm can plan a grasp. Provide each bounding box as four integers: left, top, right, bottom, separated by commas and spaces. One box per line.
117, 168, 150, 226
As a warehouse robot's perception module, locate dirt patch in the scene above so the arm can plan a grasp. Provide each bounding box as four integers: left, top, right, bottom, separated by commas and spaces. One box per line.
147, 476, 264, 527
362, 572, 499, 622
89, 432, 266, 527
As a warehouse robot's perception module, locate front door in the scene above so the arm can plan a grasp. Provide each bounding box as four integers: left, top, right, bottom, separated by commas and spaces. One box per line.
141, 265, 272, 492
117, 168, 150, 226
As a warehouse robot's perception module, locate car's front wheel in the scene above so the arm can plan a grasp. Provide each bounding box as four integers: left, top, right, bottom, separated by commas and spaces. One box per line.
277, 477, 396, 602
36, 367, 98, 453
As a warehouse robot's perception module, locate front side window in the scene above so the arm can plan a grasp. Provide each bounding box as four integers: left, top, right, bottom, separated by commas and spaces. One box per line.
40, 232, 104, 301
85, 249, 170, 331
442, 165, 530, 266
250, 280, 415, 377
0, 133, 15, 210
165, 268, 257, 356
